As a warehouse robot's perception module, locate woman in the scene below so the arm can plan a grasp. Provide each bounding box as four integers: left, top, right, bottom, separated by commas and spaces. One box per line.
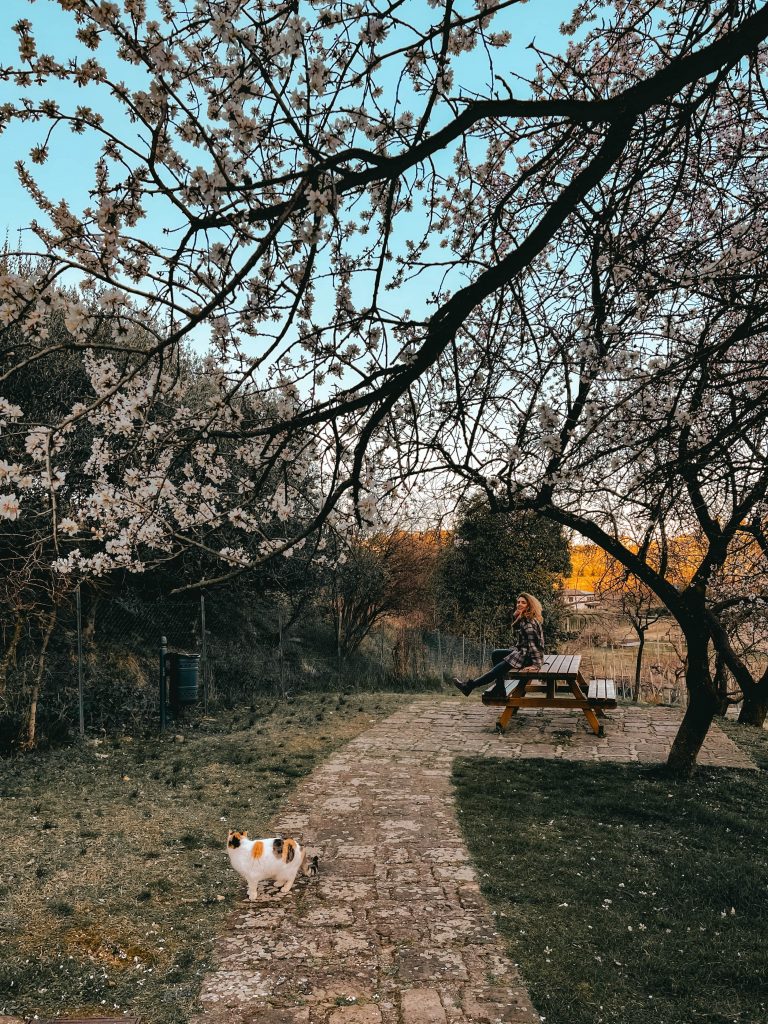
453, 593, 545, 698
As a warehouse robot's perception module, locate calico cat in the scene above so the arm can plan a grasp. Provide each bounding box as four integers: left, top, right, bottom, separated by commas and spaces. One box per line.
226, 831, 319, 899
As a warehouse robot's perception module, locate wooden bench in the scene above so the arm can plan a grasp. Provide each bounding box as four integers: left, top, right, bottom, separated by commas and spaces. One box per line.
588, 678, 617, 702
481, 654, 617, 736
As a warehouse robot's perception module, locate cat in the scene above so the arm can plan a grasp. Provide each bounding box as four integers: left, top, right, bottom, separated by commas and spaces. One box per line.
226, 831, 319, 900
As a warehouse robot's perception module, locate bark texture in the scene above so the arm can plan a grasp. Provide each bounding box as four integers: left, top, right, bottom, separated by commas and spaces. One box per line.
666, 638, 718, 775
737, 696, 768, 728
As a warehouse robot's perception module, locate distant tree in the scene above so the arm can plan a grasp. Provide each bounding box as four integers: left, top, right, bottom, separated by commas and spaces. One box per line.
322, 528, 439, 659
596, 562, 667, 702
434, 499, 570, 645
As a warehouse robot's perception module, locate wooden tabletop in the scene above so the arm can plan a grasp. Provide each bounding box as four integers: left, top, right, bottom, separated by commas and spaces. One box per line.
507, 653, 582, 678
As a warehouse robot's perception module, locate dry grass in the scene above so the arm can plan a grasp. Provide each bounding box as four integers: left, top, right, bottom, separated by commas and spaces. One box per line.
0, 692, 408, 1022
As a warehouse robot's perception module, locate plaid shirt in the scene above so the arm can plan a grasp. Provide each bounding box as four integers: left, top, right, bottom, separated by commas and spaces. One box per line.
502, 617, 545, 671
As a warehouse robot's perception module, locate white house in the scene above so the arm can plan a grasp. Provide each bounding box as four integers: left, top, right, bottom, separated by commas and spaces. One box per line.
561, 588, 597, 610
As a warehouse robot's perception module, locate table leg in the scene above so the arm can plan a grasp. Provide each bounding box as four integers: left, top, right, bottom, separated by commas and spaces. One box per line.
583, 707, 603, 736
570, 676, 605, 737
507, 682, 527, 717
574, 672, 589, 697
496, 705, 515, 733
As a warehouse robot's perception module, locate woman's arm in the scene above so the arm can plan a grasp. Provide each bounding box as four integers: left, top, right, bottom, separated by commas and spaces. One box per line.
521, 619, 545, 669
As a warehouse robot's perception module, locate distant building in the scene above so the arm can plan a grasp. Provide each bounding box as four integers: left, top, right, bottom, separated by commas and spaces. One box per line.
561, 588, 597, 610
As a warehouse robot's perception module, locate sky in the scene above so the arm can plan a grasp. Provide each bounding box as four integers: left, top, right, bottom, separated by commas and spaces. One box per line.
0, 0, 581, 241
0, 0, 584, 358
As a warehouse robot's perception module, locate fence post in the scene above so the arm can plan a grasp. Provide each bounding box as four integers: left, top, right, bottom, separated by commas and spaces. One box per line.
278, 607, 285, 696
76, 584, 85, 738
437, 630, 442, 677
200, 594, 208, 715
159, 635, 168, 732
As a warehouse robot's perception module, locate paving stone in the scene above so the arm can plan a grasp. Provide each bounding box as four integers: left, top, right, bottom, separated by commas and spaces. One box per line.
336, 845, 377, 859
395, 947, 468, 983
239, 1009, 310, 1024
318, 879, 375, 901
327, 1006, 382, 1023
272, 969, 377, 1004
299, 906, 357, 928
197, 968, 278, 1004
192, 699, 754, 1024
433, 864, 477, 882
462, 984, 541, 1022
323, 859, 376, 878
401, 986, 447, 1023
382, 883, 447, 902
330, 930, 377, 955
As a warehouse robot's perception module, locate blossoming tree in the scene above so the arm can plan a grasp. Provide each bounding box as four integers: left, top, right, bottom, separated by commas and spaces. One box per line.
411, 16, 768, 769
2, 0, 768, 768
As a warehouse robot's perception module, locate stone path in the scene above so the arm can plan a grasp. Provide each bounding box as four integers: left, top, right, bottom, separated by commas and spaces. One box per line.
192, 699, 755, 1024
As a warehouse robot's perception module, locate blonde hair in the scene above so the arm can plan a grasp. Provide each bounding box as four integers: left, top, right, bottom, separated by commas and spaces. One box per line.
518, 593, 543, 623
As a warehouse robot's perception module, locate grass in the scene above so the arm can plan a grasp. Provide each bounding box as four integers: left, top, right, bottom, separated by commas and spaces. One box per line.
0, 692, 408, 1023
452, 730, 768, 1024
719, 718, 768, 770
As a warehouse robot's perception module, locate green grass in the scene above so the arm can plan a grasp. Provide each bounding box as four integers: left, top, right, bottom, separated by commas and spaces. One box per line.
0, 692, 409, 1023
452, 741, 768, 1024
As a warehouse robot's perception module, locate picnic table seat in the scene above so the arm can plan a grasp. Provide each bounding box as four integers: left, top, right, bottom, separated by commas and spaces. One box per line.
588, 678, 617, 703
481, 654, 616, 736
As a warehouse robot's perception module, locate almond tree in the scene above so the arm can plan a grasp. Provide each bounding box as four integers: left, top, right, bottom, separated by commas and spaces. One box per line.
2, 2, 768, 768
425, 221, 768, 771
414, 18, 768, 770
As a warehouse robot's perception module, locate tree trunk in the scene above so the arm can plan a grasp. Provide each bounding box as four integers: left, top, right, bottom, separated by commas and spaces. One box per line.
632, 632, 645, 702
737, 696, 768, 727
21, 610, 57, 751
0, 613, 25, 695
666, 638, 718, 776
713, 650, 729, 718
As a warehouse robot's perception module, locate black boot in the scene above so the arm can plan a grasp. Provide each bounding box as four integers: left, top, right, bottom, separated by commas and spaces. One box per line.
484, 680, 508, 701
452, 677, 473, 697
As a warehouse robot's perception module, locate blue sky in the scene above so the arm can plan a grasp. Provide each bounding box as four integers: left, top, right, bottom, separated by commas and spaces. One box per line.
1, 1, 151, 243
0, 0, 584, 357
0, 0, 580, 241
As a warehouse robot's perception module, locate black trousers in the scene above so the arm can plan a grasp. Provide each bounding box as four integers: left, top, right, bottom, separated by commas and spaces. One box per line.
466, 648, 526, 693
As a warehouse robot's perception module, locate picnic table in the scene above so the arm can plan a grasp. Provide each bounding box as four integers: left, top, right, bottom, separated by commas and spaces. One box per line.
481, 654, 616, 736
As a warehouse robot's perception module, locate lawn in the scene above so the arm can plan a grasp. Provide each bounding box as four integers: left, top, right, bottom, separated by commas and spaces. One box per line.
452, 726, 768, 1024
0, 692, 408, 1023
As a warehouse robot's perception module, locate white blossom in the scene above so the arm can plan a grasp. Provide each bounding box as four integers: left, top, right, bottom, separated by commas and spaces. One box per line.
0, 493, 21, 520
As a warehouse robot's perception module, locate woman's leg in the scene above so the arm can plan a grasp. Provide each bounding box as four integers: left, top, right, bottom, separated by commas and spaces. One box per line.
466, 658, 510, 692
493, 648, 530, 696
453, 658, 510, 696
